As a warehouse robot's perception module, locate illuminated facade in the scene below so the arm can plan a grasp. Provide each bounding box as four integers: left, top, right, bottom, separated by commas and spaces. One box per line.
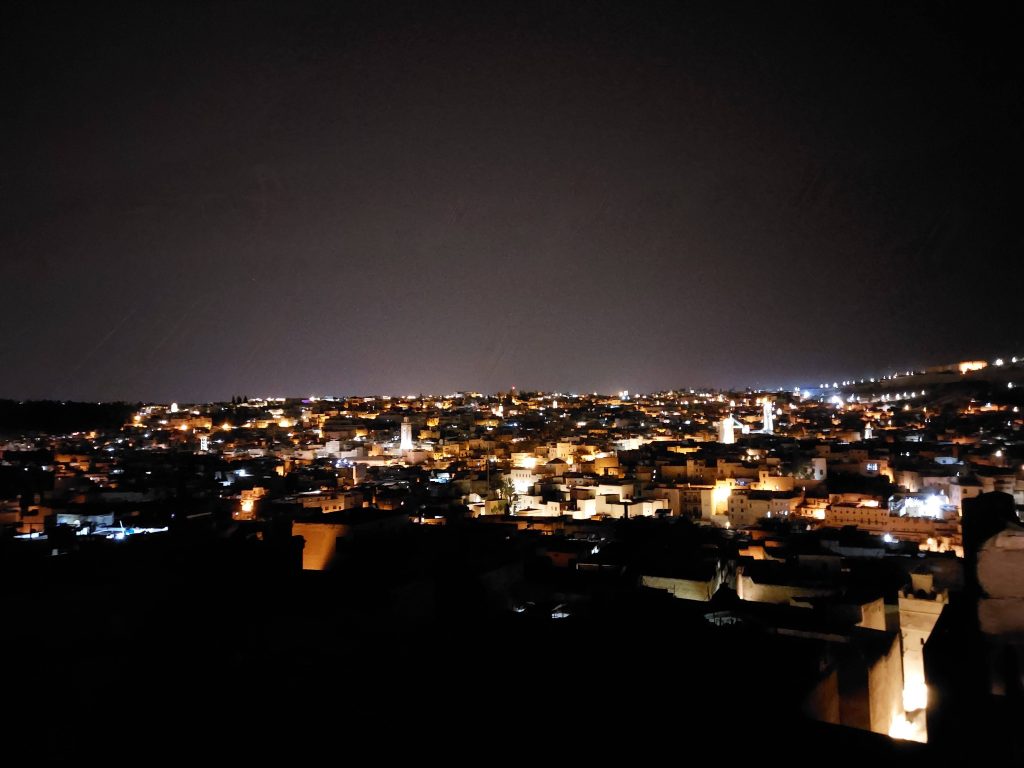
898, 571, 946, 717
718, 415, 734, 444
400, 416, 414, 450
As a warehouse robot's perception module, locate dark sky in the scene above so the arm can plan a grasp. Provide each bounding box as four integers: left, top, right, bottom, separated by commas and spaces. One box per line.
2, 1, 1021, 401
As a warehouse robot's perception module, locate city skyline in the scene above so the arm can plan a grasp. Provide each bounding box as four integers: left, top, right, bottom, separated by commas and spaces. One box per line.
1, 350, 1019, 405
4, 343, 1021, 752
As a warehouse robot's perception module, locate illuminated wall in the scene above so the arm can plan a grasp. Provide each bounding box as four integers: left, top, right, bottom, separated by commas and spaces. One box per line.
736, 568, 838, 604
641, 571, 721, 601
898, 577, 946, 714
958, 360, 988, 374
863, 632, 904, 736
756, 471, 795, 493
293, 522, 349, 570
399, 418, 413, 450
509, 468, 538, 495
712, 480, 732, 514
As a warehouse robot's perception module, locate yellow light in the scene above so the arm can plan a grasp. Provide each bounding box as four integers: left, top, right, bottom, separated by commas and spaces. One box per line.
958, 360, 987, 374
903, 682, 929, 712
889, 712, 926, 743
712, 484, 731, 506
240, 499, 254, 514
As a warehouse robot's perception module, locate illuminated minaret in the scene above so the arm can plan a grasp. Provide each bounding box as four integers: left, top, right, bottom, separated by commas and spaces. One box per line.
400, 416, 414, 450
864, 422, 873, 440
199, 434, 209, 452
170, 402, 179, 413
762, 399, 774, 435
718, 416, 735, 445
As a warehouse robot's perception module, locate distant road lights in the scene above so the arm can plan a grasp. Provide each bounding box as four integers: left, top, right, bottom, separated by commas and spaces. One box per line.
995, 358, 1005, 366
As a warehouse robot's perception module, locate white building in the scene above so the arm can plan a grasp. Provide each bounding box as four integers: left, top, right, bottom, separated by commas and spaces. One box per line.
399, 417, 414, 451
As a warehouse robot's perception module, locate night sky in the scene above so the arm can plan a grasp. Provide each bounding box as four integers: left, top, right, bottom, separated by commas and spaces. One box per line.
2, 1, 1021, 402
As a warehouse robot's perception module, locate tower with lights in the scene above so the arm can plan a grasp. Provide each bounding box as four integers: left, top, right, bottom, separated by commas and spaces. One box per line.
719, 416, 735, 444
400, 416, 414, 450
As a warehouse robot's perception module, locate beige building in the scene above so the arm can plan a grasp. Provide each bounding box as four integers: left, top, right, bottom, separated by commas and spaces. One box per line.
898, 571, 947, 713
649, 483, 716, 519
640, 561, 723, 601
293, 508, 409, 570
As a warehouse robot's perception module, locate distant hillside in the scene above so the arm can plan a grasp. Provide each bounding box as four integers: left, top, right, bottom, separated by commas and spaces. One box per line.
847, 359, 1023, 397
0, 400, 136, 435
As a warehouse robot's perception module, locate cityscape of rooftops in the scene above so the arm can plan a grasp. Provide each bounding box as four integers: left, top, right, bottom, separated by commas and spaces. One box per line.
3, 351, 1023, 756
3, 0, 1021, 761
